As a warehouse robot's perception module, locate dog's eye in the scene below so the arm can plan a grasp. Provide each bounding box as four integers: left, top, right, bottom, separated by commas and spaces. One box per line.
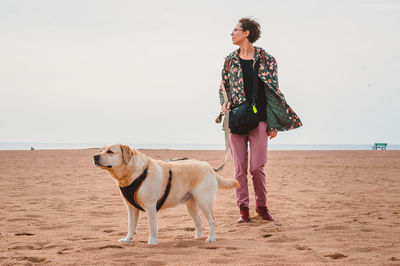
106, 150, 114, 154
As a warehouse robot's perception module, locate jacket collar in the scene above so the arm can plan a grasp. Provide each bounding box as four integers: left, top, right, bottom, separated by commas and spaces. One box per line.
230, 46, 262, 67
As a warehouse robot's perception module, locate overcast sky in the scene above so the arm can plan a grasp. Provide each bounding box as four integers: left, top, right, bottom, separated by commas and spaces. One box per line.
1, 0, 399, 146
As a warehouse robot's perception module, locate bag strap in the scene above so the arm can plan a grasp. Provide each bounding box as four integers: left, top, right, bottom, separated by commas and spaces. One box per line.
251, 60, 260, 105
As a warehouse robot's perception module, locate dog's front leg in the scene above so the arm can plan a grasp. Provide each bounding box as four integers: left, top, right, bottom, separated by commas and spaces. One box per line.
146, 207, 158, 245
119, 204, 139, 243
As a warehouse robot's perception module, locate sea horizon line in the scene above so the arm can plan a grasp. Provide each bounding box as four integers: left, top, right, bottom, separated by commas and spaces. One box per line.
0, 142, 399, 151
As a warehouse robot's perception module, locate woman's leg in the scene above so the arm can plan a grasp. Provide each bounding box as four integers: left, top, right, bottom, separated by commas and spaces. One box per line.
229, 133, 249, 208
248, 122, 268, 207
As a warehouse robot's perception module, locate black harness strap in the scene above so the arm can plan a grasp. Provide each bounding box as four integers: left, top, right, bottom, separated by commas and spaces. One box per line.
119, 168, 148, 211
119, 168, 172, 212
156, 170, 172, 211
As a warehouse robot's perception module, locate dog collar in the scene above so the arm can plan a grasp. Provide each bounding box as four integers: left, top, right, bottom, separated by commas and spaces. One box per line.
119, 168, 172, 212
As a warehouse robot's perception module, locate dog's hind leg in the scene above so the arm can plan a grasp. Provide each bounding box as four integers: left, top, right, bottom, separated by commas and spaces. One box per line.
198, 201, 216, 242
185, 197, 202, 239
119, 204, 139, 243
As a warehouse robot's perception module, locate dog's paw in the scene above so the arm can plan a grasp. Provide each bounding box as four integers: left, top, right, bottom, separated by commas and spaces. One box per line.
147, 238, 158, 245
118, 237, 132, 243
195, 231, 203, 239
205, 237, 216, 242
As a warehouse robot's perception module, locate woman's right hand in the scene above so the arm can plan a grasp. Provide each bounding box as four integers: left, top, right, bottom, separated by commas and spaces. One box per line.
222, 102, 231, 112
268, 129, 278, 139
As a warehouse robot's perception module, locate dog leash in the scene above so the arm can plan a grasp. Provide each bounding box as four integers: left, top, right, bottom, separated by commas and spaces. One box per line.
214, 81, 230, 172
166, 81, 230, 171
167, 81, 230, 172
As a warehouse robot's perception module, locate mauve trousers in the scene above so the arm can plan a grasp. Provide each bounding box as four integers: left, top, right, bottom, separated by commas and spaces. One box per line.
229, 121, 268, 208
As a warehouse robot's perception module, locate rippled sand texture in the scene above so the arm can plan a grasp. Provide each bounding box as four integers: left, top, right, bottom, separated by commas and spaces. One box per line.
0, 149, 399, 265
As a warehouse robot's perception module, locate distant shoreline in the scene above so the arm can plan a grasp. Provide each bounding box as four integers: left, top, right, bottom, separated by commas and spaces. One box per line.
1, 143, 399, 151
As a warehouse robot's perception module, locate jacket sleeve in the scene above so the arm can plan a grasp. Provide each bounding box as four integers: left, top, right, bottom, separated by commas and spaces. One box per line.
219, 58, 231, 105
263, 53, 303, 132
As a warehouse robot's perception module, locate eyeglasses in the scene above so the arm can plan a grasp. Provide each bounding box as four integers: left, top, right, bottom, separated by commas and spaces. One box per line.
231, 28, 244, 35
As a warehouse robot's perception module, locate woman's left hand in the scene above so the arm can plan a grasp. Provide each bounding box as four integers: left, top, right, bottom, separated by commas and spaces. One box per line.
268, 129, 278, 139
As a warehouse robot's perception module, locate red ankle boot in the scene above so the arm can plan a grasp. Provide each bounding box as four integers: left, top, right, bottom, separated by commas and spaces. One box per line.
256, 206, 274, 221
237, 205, 250, 223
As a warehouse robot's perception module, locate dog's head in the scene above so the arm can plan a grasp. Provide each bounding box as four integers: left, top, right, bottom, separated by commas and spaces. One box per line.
93, 143, 133, 170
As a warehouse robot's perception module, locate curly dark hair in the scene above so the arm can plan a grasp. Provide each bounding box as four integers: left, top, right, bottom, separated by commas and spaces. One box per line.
238, 17, 261, 43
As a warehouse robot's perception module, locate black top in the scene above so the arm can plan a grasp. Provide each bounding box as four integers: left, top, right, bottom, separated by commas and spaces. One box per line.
239, 57, 267, 122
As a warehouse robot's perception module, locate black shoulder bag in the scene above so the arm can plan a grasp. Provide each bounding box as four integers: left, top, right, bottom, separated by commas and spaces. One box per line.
229, 64, 260, 135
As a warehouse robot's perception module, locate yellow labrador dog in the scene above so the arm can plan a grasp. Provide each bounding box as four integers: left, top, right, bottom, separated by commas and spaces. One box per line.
93, 143, 239, 245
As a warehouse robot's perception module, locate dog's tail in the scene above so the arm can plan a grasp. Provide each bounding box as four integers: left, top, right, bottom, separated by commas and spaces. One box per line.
216, 174, 240, 189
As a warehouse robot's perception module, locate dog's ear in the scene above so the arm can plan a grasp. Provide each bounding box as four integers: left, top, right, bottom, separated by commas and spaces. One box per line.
120, 144, 133, 164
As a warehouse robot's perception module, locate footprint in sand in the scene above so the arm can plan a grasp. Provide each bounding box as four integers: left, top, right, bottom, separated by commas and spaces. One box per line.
10, 245, 42, 250
263, 233, 273, 238
199, 246, 218, 250
42, 245, 58, 250
183, 227, 195, 231
66, 236, 97, 241
14, 232, 34, 236
324, 253, 347, 259
82, 245, 124, 251
99, 245, 124, 250
23, 256, 47, 263
295, 245, 311, 251
57, 248, 74, 254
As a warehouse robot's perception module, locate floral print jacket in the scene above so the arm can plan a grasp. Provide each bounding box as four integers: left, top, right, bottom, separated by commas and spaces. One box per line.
219, 46, 303, 132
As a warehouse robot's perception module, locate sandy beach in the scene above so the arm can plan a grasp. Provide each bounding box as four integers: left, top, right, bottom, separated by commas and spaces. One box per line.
0, 149, 399, 265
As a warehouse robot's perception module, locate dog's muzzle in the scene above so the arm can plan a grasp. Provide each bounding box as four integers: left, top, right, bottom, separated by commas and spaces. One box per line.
93, 155, 112, 168
93, 155, 101, 166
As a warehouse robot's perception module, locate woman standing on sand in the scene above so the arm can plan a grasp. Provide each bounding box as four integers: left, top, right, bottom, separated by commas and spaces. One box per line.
219, 17, 302, 223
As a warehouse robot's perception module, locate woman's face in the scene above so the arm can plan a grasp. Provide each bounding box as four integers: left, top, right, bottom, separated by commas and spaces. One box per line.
231, 23, 248, 45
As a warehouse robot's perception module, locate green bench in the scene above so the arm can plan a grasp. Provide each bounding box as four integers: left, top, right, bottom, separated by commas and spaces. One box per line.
372, 143, 387, 150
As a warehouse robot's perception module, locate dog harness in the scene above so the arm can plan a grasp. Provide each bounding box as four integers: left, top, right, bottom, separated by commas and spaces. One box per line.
119, 168, 172, 212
